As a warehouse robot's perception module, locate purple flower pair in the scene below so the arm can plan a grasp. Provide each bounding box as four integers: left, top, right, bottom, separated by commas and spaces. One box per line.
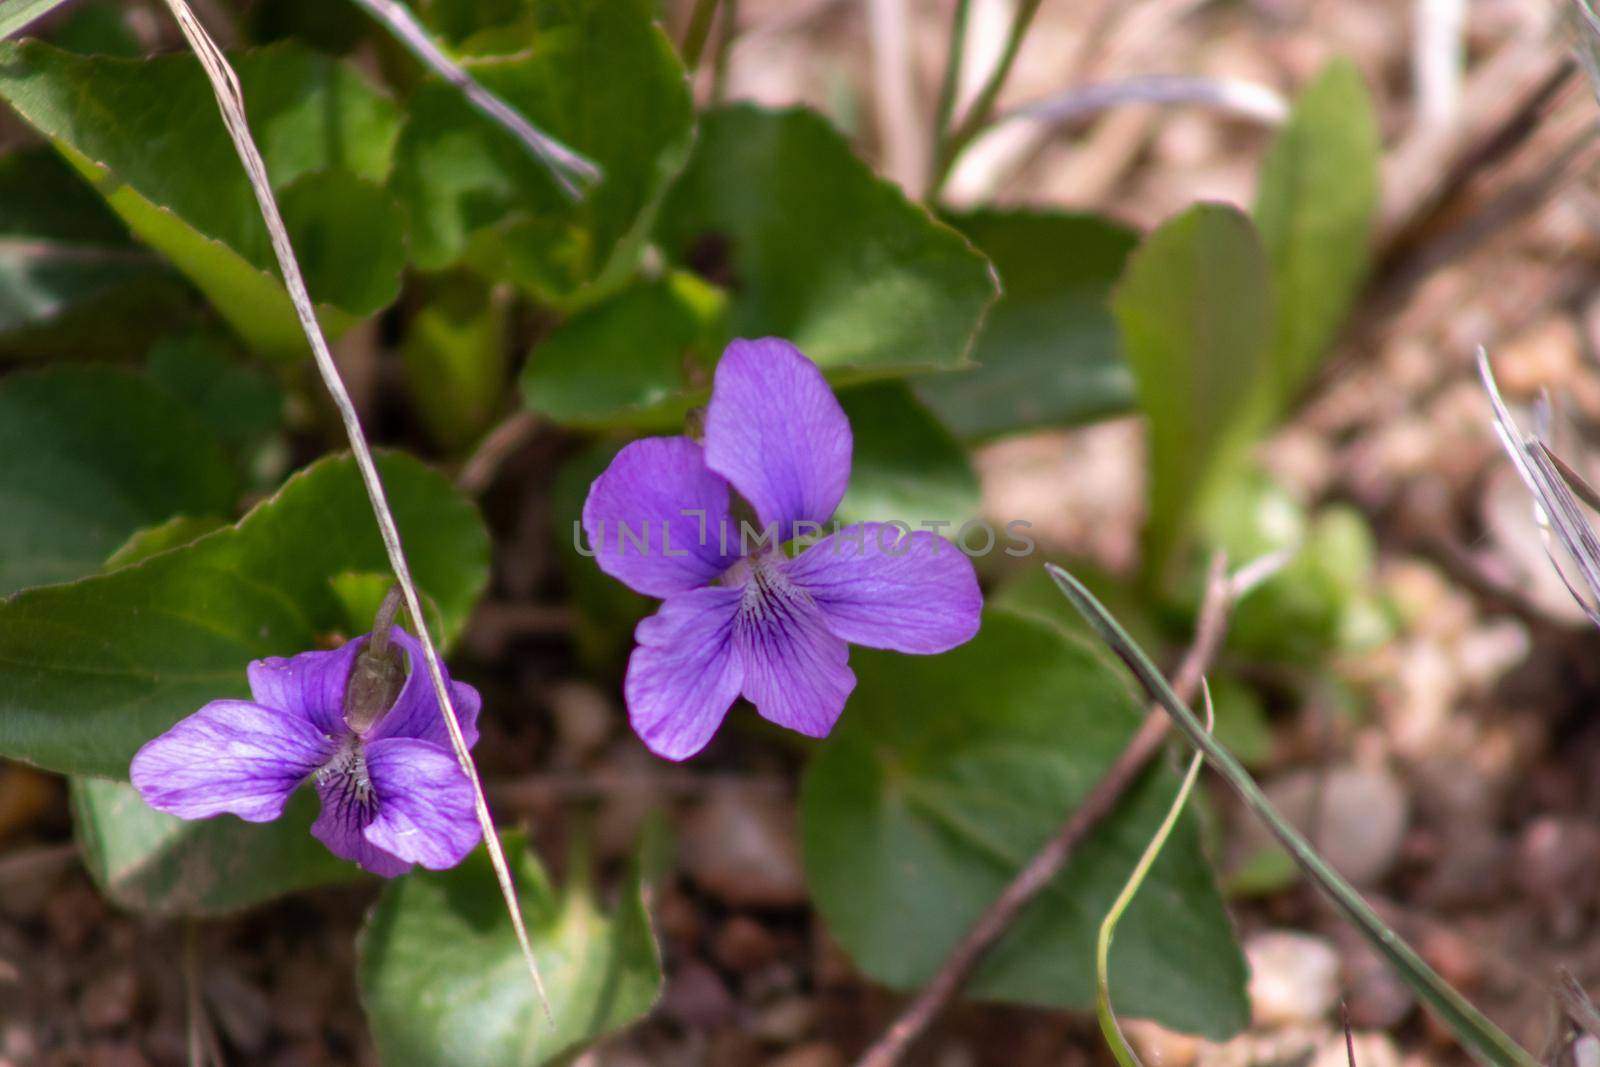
584, 337, 983, 760
131, 627, 481, 877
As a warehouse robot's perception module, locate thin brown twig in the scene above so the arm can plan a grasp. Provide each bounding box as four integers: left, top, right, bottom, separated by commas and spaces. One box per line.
855, 553, 1239, 1067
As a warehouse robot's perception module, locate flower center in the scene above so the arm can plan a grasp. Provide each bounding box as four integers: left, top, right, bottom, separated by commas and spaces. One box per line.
317, 733, 377, 816
736, 555, 810, 626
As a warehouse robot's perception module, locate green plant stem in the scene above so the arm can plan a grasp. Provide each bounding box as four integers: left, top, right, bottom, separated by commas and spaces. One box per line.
930, 0, 1044, 196
928, 0, 972, 187
1096, 693, 1209, 1067
681, 0, 720, 71
1047, 563, 1539, 1067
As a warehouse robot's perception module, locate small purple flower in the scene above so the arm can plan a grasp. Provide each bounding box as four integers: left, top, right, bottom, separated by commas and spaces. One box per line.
583, 337, 983, 760
130, 627, 482, 877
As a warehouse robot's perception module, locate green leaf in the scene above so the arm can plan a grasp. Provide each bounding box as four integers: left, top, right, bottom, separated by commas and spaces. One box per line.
520, 273, 723, 429
0, 365, 237, 596
917, 210, 1139, 440
800, 608, 1249, 1039
0, 0, 71, 40
401, 273, 510, 450
0, 453, 489, 779
104, 515, 229, 571
358, 834, 662, 1067
1254, 58, 1379, 408
145, 333, 288, 484
0, 146, 186, 354
389, 0, 693, 304
656, 105, 998, 377
1111, 204, 1273, 581
0, 40, 405, 359
836, 381, 980, 528
71, 777, 357, 915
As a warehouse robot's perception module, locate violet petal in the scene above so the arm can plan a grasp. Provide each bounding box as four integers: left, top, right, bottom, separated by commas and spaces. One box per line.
310, 747, 411, 878
704, 338, 852, 542
785, 524, 983, 653
131, 699, 334, 822
362, 737, 482, 870
625, 584, 745, 760
246, 639, 364, 736
734, 566, 855, 738
583, 436, 740, 598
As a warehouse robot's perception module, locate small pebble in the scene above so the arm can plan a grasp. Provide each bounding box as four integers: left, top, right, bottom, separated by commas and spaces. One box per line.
1123, 1019, 1201, 1067
549, 681, 614, 762
1246, 930, 1341, 1027
662, 959, 737, 1030
1258, 766, 1409, 886
764, 1042, 843, 1067
747, 995, 814, 1044
684, 793, 807, 908
79, 969, 138, 1030
714, 916, 779, 974
1309, 1032, 1402, 1067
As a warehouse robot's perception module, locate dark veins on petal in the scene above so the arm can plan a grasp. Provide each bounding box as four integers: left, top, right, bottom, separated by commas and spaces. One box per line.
316, 734, 379, 830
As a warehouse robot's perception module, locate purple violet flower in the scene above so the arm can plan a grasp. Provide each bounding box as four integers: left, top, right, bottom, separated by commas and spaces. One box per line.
583, 337, 983, 760
130, 627, 482, 877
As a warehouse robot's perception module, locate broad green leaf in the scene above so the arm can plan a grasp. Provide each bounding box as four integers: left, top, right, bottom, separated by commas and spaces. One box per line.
1254, 58, 1379, 408
0, 41, 405, 359
0, 365, 236, 596
359, 834, 662, 1066
71, 777, 356, 915
656, 105, 998, 377
0, 453, 489, 778
104, 515, 229, 571
145, 333, 287, 484
0, 146, 186, 354
389, 0, 693, 304
401, 273, 510, 450
836, 381, 980, 529
1112, 204, 1273, 581
520, 273, 724, 429
800, 608, 1249, 1038
917, 211, 1138, 440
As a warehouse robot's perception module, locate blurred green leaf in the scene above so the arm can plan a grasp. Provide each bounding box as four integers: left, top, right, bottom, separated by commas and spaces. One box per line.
359, 833, 662, 1067
0, 365, 236, 596
0, 0, 72, 40
0, 146, 186, 354
657, 105, 998, 377
49, 0, 141, 57
389, 0, 693, 304
1112, 204, 1273, 582
918, 210, 1138, 440
0, 41, 405, 359
1203, 470, 1388, 663
520, 273, 723, 429
1254, 58, 1379, 408
836, 381, 980, 528
0, 454, 488, 779
401, 274, 510, 450
801, 609, 1249, 1038
71, 778, 356, 915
